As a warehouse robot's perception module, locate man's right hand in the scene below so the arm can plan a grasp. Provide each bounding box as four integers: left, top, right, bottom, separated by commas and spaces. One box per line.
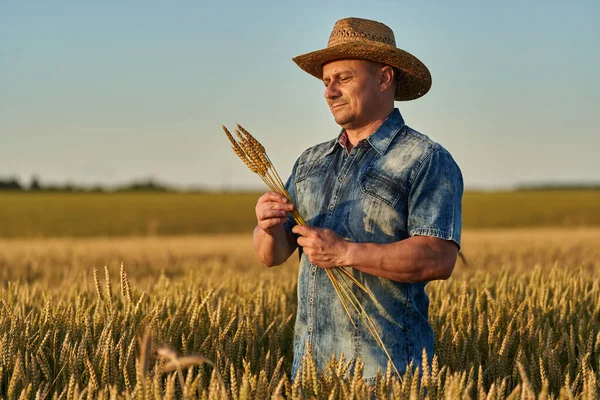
255, 192, 295, 236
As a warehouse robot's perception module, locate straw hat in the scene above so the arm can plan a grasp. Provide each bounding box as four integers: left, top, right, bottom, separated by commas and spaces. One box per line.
292, 17, 431, 101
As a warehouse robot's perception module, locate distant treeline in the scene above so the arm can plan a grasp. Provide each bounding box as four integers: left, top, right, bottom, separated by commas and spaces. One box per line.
0, 176, 177, 192
2, 175, 600, 193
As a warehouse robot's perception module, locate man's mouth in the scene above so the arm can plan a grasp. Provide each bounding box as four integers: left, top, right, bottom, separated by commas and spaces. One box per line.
331, 103, 347, 110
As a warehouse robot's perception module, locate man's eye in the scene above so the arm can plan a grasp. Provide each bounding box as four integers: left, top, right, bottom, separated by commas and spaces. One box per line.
340, 76, 351, 83
323, 81, 330, 87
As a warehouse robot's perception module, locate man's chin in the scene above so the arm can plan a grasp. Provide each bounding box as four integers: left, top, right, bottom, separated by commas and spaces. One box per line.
332, 113, 353, 126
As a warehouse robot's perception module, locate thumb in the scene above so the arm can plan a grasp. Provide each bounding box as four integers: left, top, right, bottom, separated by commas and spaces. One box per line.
292, 225, 308, 237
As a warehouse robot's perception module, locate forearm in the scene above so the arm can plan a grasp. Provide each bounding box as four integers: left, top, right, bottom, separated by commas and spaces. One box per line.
253, 225, 297, 267
343, 236, 458, 282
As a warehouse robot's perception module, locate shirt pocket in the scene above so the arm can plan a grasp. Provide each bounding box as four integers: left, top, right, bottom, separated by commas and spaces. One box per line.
294, 156, 332, 223
359, 166, 408, 209
295, 157, 329, 183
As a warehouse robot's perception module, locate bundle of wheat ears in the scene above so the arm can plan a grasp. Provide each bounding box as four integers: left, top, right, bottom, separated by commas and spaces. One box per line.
222, 124, 400, 379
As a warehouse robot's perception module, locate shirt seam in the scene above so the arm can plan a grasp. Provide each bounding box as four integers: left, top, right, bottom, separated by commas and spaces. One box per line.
408, 148, 440, 189
409, 227, 461, 247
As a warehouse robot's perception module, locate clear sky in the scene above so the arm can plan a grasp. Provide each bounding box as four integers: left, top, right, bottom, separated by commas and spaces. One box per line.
1, 0, 599, 190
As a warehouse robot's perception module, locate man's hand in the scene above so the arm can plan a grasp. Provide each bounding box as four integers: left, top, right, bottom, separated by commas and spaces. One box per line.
292, 225, 351, 268
255, 192, 295, 236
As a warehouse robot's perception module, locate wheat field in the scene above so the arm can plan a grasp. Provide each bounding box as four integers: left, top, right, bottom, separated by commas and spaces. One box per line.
0, 228, 599, 399
1, 190, 599, 238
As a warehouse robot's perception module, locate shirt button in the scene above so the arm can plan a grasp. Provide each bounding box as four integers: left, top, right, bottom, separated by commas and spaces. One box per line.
312, 266, 317, 272
338, 176, 344, 182
309, 297, 313, 303
308, 326, 313, 332
329, 204, 334, 211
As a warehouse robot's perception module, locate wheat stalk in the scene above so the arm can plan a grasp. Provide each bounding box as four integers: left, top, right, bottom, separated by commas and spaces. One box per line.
157, 348, 226, 395
221, 123, 401, 380
93, 267, 104, 302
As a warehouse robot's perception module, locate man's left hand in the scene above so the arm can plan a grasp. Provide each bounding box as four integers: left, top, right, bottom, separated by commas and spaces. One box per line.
292, 225, 350, 268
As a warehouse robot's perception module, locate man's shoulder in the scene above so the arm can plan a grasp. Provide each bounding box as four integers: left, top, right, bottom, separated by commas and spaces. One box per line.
395, 125, 456, 162
387, 125, 460, 182
296, 137, 338, 165
401, 125, 443, 152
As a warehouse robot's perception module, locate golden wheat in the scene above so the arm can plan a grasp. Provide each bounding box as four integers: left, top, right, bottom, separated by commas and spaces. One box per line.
0, 229, 598, 398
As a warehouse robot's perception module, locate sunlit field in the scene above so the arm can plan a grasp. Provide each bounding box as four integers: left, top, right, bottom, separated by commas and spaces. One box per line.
1, 227, 598, 398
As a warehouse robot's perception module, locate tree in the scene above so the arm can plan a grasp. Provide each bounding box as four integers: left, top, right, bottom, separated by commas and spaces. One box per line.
30, 175, 42, 191
0, 177, 23, 191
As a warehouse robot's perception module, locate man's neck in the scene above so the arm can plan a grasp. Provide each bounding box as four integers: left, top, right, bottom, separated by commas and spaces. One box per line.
343, 106, 395, 148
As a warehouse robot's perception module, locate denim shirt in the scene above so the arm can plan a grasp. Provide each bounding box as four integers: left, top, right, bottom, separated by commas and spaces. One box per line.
284, 108, 463, 381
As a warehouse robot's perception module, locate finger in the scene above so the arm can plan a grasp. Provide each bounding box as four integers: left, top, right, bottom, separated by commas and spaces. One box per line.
258, 217, 288, 231
302, 247, 317, 258
258, 209, 288, 221
256, 204, 292, 224
257, 192, 273, 205
256, 199, 294, 215
260, 201, 294, 212
297, 236, 308, 248
259, 192, 290, 205
292, 225, 309, 237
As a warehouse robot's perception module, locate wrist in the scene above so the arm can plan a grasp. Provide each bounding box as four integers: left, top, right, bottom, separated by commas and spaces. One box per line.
254, 223, 284, 239
342, 241, 359, 267
254, 226, 272, 247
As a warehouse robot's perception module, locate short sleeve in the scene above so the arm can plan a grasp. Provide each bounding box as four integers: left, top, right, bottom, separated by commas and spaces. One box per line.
283, 159, 300, 239
407, 149, 463, 248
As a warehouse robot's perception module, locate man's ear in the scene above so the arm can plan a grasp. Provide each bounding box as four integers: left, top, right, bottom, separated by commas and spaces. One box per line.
380, 65, 395, 92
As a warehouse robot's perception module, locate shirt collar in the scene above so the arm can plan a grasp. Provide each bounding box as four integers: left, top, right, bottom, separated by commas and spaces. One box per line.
325, 108, 406, 156
338, 131, 370, 154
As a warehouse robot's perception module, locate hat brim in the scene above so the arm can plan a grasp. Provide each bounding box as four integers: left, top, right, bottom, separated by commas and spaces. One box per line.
292, 41, 431, 101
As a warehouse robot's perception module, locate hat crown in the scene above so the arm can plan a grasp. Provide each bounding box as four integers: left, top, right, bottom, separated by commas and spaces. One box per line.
327, 18, 396, 48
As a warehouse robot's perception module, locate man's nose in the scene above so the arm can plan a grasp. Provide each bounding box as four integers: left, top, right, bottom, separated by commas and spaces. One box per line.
324, 82, 341, 100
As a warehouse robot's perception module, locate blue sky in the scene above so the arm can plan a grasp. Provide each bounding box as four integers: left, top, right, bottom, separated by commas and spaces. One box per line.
1, 0, 598, 190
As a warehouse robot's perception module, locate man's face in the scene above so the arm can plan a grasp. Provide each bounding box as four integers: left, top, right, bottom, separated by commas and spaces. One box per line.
322, 59, 383, 128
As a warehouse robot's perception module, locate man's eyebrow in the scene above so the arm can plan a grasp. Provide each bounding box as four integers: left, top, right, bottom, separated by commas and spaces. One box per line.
323, 70, 354, 81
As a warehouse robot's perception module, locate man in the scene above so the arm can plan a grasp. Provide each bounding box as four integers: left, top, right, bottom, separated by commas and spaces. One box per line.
253, 17, 463, 382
